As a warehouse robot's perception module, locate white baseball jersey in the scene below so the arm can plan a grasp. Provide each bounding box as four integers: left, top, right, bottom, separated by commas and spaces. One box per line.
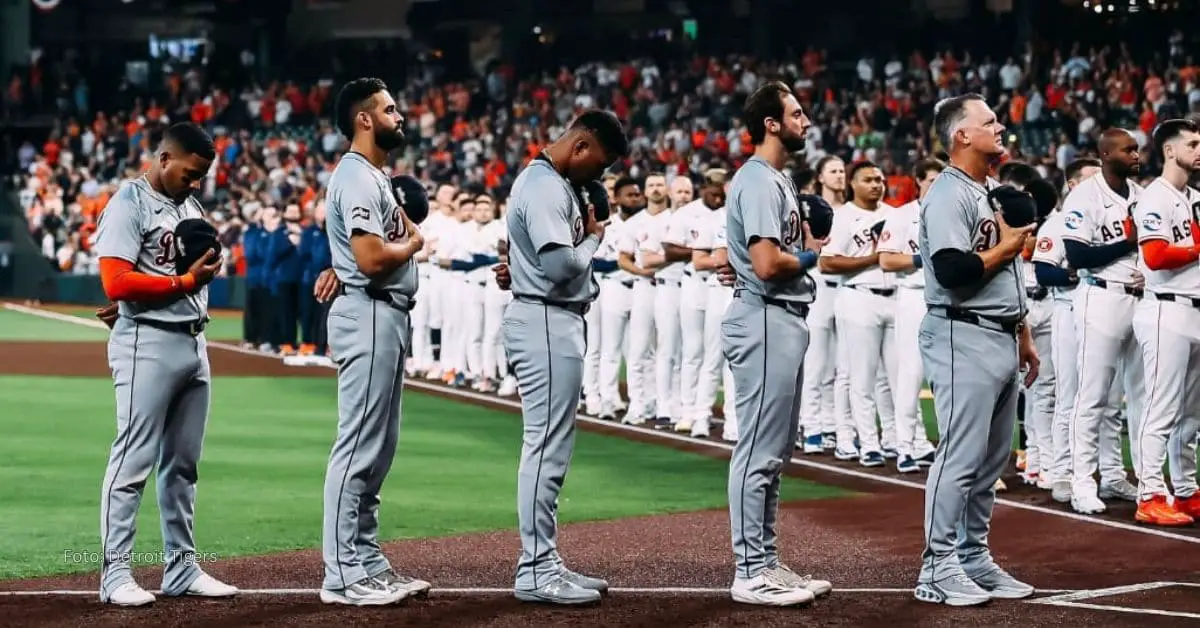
664, 199, 708, 275
691, 206, 725, 284
644, 207, 684, 281
821, 202, 894, 288
596, 212, 633, 283
1134, 177, 1200, 298
617, 209, 660, 271
437, 218, 473, 264
1059, 173, 1143, 285
1031, 211, 1075, 303
876, 199, 923, 289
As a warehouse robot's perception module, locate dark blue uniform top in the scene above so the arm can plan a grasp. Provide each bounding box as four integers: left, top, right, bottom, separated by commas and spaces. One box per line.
299, 223, 332, 286
268, 227, 304, 290
243, 225, 270, 289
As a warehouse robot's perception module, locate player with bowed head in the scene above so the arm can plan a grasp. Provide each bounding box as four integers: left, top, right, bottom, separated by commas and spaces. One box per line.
318, 77, 432, 606
92, 122, 236, 607
914, 93, 1038, 606
1129, 118, 1200, 525
722, 81, 832, 607
498, 110, 629, 605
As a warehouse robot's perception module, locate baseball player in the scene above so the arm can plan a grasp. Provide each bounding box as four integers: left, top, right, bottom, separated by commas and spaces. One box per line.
1061, 128, 1145, 515
819, 160, 898, 467
408, 184, 454, 377
93, 121, 237, 606
436, 193, 479, 386
798, 155, 849, 453
616, 174, 667, 424
915, 94, 1037, 606
724, 81, 832, 607
319, 78, 431, 606
596, 178, 644, 419
581, 181, 615, 415
477, 194, 512, 393
877, 157, 944, 473
698, 207, 740, 442
500, 110, 627, 605
1130, 118, 1200, 525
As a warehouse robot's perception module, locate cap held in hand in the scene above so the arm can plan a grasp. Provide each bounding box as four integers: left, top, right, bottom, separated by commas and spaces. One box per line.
390, 175, 430, 225
797, 194, 834, 240
577, 179, 611, 222
173, 218, 222, 276
986, 185, 1040, 229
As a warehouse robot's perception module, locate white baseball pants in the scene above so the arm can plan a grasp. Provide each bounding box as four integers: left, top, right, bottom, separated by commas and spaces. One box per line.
483, 281, 510, 380
1132, 297, 1200, 500
598, 277, 632, 416
1022, 297, 1056, 476
410, 265, 434, 371
583, 281, 603, 411
654, 279, 683, 420
1071, 283, 1146, 496
441, 273, 470, 377
799, 280, 844, 438
892, 287, 936, 459
696, 283, 737, 435
679, 274, 708, 422
625, 279, 657, 419
834, 287, 898, 455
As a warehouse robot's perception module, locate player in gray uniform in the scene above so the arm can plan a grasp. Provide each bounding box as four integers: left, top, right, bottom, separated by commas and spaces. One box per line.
319, 78, 432, 606
723, 81, 832, 607
914, 94, 1040, 606
93, 122, 237, 606
502, 110, 628, 605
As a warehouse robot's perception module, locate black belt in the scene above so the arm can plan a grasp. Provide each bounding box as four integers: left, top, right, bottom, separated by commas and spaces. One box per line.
515, 295, 590, 315
847, 284, 896, 297
1084, 276, 1143, 298
824, 280, 839, 288
137, 318, 208, 336
1026, 286, 1049, 301
620, 280, 634, 288
733, 288, 809, 317
339, 284, 415, 312
654, 278, 681, 286
1153, 292, 1200, 308
928, 305, 1020, 335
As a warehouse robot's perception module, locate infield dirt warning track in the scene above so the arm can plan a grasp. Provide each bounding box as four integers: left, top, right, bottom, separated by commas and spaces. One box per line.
1, 302, 1198, 626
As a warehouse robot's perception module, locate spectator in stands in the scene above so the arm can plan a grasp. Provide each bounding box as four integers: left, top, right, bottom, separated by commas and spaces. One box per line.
298, 198, 331, 357
268, 203, 304, 356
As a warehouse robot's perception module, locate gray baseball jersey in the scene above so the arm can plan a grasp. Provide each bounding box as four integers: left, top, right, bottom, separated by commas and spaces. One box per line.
325, 151, 418, 298
505, 159, 599, 303
725, 156, 813, 303
919, 166, 1026, 320
93, 176, 208, 323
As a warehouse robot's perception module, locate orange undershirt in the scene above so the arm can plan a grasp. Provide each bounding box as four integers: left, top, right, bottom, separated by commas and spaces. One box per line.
99, 257, 195, 302
1140, 239, 1200, 271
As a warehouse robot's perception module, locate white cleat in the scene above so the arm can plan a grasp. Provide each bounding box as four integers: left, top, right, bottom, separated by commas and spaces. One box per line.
722, 431, 739, 443
730, 572, 815, 607
674, 418, 694, 433
1098, 480, 1138, 502
102, 582, 156, 607
320, 576, 408, 606
497, 376, 519, 397
175, 573, 238, 598
1071, 493, 1107, 515
690, 418, 711, 439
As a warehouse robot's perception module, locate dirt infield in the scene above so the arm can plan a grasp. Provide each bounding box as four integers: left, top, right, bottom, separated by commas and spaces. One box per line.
2, 335, 1199, 626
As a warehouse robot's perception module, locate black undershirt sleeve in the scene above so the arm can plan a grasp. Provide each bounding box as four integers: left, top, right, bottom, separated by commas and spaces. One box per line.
930, 248, 986, 289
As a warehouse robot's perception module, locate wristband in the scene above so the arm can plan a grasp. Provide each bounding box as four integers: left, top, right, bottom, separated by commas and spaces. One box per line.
180, 273, 197, 292
798, 250, 819, 269
911, 254, 923, 269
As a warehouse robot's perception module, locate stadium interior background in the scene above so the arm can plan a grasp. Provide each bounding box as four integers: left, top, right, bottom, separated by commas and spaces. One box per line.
0, 0, 1196, 302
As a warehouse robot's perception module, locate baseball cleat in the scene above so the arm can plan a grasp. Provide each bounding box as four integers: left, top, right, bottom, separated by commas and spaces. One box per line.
376, 569, 432, 598
166, 573, 238, 598
690, 418, 711, 439
914, 451, 936, 467
1176, 494, 1200, 518
821, 433, 837, 450
102, 581, 156, 607
770, 564, 832, 597
674, 418, 694, 433
1071, 493, 1107, 515
559, 568, 608, 594
994, 478, 1007, 492
833, 447, 859, 461
1135, 495, 1194, 526
859, 451, 885, 467
1099, 480, 1138, 502
320, 576, 407, 606
722, 431, 739, 443
914, 573, 991, 607
497, 376, 519, 397
896, 455, 920, 474
730, 572, 815, 607
967, 567, 1034, 599
599, 413, 617, 422
882, 447, 899, 459
802, 434, 824, 454
622, 415, 647, 426
1051, 480, 1072, 503
1020, 470, 1040, 486
514, 576, 601, 605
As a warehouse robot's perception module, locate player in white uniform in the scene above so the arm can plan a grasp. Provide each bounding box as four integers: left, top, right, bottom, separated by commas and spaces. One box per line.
819, 161, 898, 467
1129, 119, 1200, 526
798, 156, 850, 453
462, 194, 506, 392
692, 199, 738, 442
877, 158, 944, 473
436, 194, 481, 386
1060, 128, 1145, 514
489, 200, 519, 397
617, 173, 667, 424
668, 173, 725, 434
409, 184, 455, 377
597, 178, 645, 419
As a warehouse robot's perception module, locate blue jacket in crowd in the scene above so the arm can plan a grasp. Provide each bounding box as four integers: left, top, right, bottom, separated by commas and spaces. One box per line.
242, 225, 270, 289
299, 223, 332, 286
267, 226, 304, 290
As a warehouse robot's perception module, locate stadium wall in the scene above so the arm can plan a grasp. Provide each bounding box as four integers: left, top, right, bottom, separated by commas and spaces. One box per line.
0, 189, 56, 302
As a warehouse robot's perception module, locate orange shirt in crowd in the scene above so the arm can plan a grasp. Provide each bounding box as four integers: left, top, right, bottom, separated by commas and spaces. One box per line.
885, 175, 917, 207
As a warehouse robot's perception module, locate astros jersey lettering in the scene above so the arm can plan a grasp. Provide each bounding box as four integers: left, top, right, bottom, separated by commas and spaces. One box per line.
1059, 173, 1143, 285
1135, 178, 1200, 297
822, 202, 895, 288
877, 200, 923, 288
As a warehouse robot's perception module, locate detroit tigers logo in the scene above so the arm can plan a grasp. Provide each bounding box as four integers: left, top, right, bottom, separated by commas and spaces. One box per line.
782, 209, 802, 247
1063, 210, 1084, 230
1037, 236, 1053, 253
154, 231, 180, 265
1142, 212, 1163, 232
572, 216, 586, 245
386, 208, 407, 242
972, 218, 999, 252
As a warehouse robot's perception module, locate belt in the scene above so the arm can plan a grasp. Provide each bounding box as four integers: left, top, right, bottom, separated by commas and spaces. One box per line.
1084, 276, 1143, 298
1026, 286, 1049, 301
846, 284, 896, 297
654, 278, 681, 286
136, 317, 208, 336
1153, 292, 1200, 308
823, 280, 839, 288
515, 295, 590, 315
733, 288, 809, 317
339, 284, 415, 312
928, 305, 1020, 336
621, 280, 634, 288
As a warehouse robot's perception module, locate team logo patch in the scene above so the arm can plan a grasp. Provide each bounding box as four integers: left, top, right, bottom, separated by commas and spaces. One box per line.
573, 216, 585, 244
1063, 210, 1084, 230
879, 230, 892, 243
690, 229, 699, 240
972, 218, 1000, 252
154, 231, 180, 266
1037, 237, 1053, 252
783, 210, 802, 247
1142, 212, 1163, 232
